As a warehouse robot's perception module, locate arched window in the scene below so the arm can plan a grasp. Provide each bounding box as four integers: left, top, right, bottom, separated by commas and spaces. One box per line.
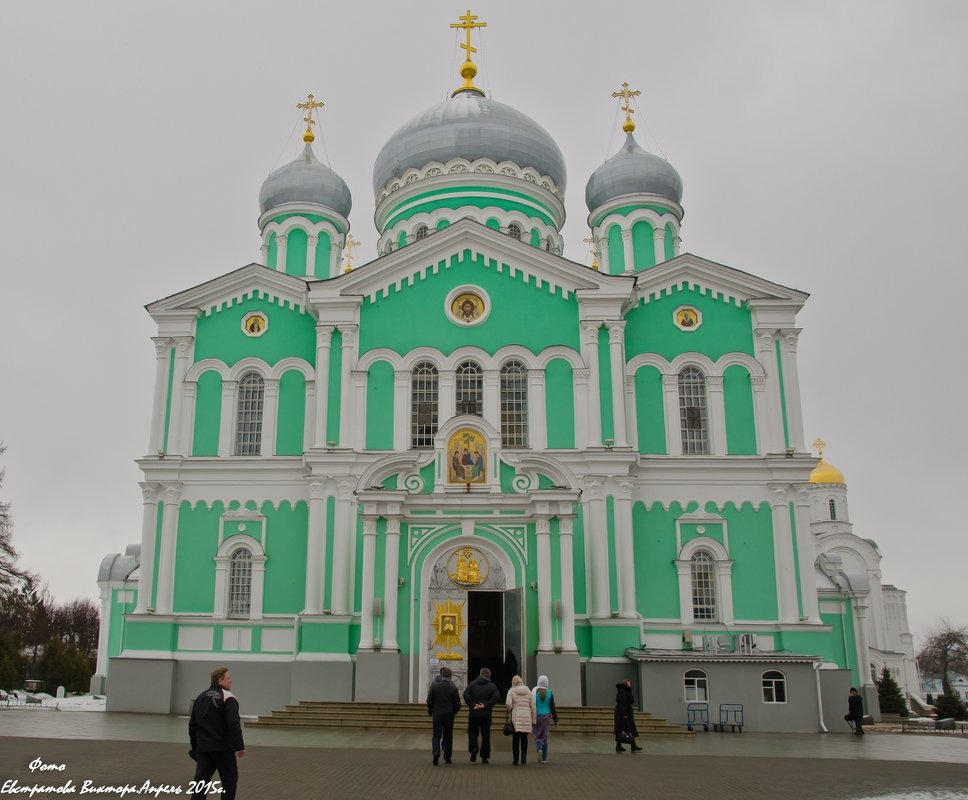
507, 223, 522, 240
762, 670, 787, 703
828, 499, 837, 520
411, 362, 438, 449
684, 669, 708, 702
415, 225, 429, 241
228, 548, 252, 618
678, 367, 709, 454
456, 361, 483, 416
235, 372, 264, 455
691, 550, 716, 620
500, 361, 529, 447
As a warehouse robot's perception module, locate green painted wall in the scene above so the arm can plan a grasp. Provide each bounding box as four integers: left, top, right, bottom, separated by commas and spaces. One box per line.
664, 224, 675, 261
589, 624, 640, 657
109, 589, 137, 658
300, 621, 354, 654
591, 203, 676, 228
607, 224, 624, 274
124, 621, 175, 652
631, 220, 656, 270
486, 218, 501, 230
173, 501, 222, 613
314, 232, 332, 278
715, 501, 778, 621
365, 360, 394, 449
267, 232, 277, 267
597, 327, 614, 442
358, 250, 580, 357
624, 286, 755, 361
276, 370, 306, 455
263, 501, 308, 614
633, 501, 681, 619
326, 329, 343, 445
571, 505, 587, 615
723, 365, 757, 454
634, 365, 666, 454
285, 228, 308, 277
192, 370, 222, 456
194, 296, 315, 368
151, 503, 164, 609
545, 358, 575, 448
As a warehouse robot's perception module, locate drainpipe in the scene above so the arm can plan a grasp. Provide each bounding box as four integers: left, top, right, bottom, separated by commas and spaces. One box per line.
813, 660, 828, 733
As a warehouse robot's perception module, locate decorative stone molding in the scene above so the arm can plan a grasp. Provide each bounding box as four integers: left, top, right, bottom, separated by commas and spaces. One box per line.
377, 157, 563, 203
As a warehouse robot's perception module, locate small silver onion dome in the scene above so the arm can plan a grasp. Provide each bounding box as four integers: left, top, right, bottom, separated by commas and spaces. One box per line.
260, 143, 352, 218
372, 90, 566, 197
585, 133, 682, 212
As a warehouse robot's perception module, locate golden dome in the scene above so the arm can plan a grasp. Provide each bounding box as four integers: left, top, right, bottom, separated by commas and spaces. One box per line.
809, 457, 845, 485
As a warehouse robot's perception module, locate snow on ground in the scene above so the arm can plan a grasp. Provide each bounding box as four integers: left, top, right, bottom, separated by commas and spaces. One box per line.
2, 690, 106, 711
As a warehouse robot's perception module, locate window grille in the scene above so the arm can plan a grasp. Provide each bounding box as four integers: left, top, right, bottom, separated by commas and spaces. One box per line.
684, 669, 708, 702
507, 223, 522, 240
762, 670, 787, 703
500, 361, 529, 447
235, 372, 264, 455
691, 550, 716, 620
828, 499, 837, 520
411, 362, 438, 448
678, 367, 709, 454
455, 361, 483, 417
415, 225, 428, 241
228, 549, 252, 618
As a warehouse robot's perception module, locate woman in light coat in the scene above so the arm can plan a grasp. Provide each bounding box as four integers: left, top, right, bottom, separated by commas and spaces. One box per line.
506, 675, 536, 765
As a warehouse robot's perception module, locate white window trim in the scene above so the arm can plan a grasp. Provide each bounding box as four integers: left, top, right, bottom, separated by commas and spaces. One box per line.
676, 536, 734, 626
761, 669, 788, 704
214, 533, 267, 620
683, 668, 709, 703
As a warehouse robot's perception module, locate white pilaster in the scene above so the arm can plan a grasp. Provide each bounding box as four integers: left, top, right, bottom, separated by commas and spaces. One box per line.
329, 481, 354, 614
304, 381, 316, 450
580, 322, 602, 447
778, 329, 805, 451
330, 242, 342, 278
662, 374, 682, 456
218, 381, 238, 457
383, 516, 402, 650
148, 338, 171, 453
259, 242, 269, 266
350, 370, 367, 450
165, 336, 194, 456
606, 321, 628, 447
706, 375, 727, 455
750, 376, 767, 455
675, 560, 693, 624
624, 375, 638, 451
596, 233, 610, 274
653, 226, 666, 265
135, 483, 160, 613
572, 368, 590, 448
338, 325, 358, 447
313, 325, 333, 447
275, 234, 288, 273
614, 480, 637, 618
621, 229, 634, 273
854, 602, 876, 688
794, 490, 821, 623
179, 383, 196, 455
306, 234, 318, 278
358, 516, 378, 649
303, 480, 327, 614
95, 585, 112, 676
769, 485, 800, 623
585, 478, 610, 618
260, 378, 279, 456
528, 369, 546, 449
438, 371, 456, 423
483, 369, 500, 431
558, 515, 577, 651
393, 370, 410, 450
673, 235, 682, 256
754, 329, 785, 453
154, 483, 182, 614
535, 516, 553, 652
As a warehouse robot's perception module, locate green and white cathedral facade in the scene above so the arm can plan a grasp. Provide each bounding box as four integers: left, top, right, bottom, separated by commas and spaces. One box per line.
95, 27, 919, 732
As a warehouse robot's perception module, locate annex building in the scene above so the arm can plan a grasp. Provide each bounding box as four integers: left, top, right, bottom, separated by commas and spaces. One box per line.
95, 12, 920, 731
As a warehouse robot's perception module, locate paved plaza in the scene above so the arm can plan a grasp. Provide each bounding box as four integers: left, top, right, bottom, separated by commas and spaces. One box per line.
1, 710, 967, 799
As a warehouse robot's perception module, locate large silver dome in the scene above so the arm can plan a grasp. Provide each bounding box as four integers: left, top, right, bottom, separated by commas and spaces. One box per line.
585, 133, 682, 212
260, 143, 352, 218
372, 90, 566, 197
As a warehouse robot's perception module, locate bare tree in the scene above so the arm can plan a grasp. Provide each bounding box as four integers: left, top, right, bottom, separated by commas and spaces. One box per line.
0, 444, 32, 593
52, 598, 100, 661
918, 619, 968, 692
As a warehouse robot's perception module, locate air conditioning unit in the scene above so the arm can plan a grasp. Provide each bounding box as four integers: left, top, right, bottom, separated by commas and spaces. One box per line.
702, 635, 720, 653
738, 634, 756, 654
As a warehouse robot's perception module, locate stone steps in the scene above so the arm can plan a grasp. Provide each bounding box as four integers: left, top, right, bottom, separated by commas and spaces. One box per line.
248, 702, 690, 735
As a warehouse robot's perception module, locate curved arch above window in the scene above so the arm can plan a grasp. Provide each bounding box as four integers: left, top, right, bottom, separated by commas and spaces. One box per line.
411, 361, 439, 449
228, 548, 252, 618
690, 550, 716, 621
828, 499, 837, 520
762, 670, 787, 703
507, 223, 522, 240
456, 360, 483, 417
235, 372, 264, 456
500, 360, 529, 448
684, 668, 708, 702
414, 225, 429, 241
678, 367, 709, 454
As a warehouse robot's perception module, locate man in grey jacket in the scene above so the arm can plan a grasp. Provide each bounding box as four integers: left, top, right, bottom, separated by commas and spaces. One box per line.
426, 667, 461, 765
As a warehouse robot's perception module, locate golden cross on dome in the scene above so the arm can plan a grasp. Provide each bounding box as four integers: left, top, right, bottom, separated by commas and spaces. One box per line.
611, 82, 641, 133
813, 437, 827, 457
342, 234, 360, 273
450, 9, 487, 95
296, 94, 325, 143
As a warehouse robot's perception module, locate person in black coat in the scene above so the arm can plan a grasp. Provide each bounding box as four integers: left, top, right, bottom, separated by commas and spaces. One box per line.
463, 667, 501, 763
847, 687, 865, 735
427, 667, 462, 765
613, 679, 643, 752
188, 667, 245, 800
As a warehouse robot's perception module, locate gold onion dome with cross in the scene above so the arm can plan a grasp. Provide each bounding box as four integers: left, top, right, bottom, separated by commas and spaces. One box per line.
371, 9, 566, 209
808, 438, 846, 485
259, 93, 352, 219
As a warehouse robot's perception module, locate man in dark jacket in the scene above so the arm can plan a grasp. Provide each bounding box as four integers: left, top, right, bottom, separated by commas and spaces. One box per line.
847, 687, 865, 735
189, 667, 245, 799
426, 666, 461, 765
463, 667, 500, 763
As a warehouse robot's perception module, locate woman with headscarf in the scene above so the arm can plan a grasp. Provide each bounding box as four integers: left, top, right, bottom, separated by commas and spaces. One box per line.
506, 675, 536, 766
531, 675, 558, 763
614, 678, 643, 752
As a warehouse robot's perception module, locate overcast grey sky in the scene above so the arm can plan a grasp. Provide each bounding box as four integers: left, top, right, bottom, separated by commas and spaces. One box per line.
0, 1, 964, 642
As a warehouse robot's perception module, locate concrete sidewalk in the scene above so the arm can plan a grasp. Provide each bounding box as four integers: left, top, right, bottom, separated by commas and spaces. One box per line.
1, 710, 967, 799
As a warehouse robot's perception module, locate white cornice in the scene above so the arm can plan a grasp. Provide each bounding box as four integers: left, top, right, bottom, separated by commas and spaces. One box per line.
257, 202, 349, 234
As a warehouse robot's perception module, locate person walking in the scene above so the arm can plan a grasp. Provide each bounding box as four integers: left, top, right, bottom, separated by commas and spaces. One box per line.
614, 678, 643, 752
426, 666, 461, 765
463, 667, 500, 763
532, 674, 558, 763
188, 667, 245, 800
847, 687, 866, 736
506, 675, 536, 766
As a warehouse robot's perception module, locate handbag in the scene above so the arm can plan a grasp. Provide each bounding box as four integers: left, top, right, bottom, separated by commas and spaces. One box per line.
503, 720, 515, 736
619, 729, 635, 744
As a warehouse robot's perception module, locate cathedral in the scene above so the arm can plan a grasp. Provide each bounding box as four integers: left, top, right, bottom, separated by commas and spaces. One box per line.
95, 12, 919, 732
